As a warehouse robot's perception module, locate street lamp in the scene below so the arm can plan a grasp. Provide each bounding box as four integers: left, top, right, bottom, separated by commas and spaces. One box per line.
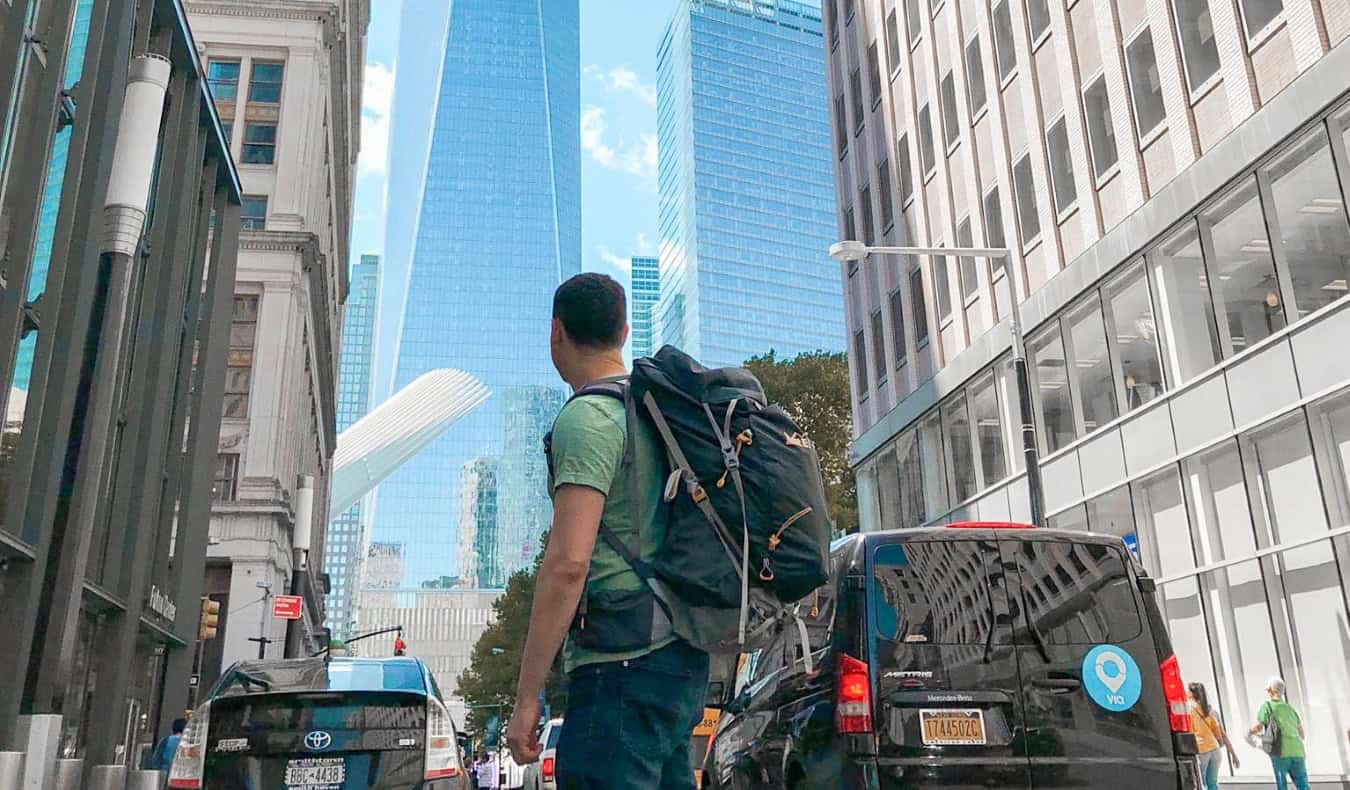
828, 240, 1046, 527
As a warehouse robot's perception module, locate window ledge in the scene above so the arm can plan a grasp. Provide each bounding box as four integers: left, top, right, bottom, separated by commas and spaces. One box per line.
931, 0, 947, 17
890, 65, 902, 81
971, 105, 989, 127
1246, 15, 1287, 52
872, 96, 884, 112
999, 69, 1018, 92
1188, 74, 1224, 107
1093, 163, 1122, 191
901, 195, 916, 211
939, 314, 954, 330
963, 292, 980, 309
882, 220, 896, 236
910, 36, 923, 53
855, 124, 866, 138
1137, 121, 1168, 150
923, 167, 938, 185
945, 137, 962, 157
1056, 202, 1081, 226
1030, 29, 1052, 53
1022, 235, 1044, 257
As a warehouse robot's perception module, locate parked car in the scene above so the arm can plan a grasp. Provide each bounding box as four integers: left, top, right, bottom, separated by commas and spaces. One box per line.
521, 718, 563, 790
167, 655, 468, 789
703, 522, 1202, 789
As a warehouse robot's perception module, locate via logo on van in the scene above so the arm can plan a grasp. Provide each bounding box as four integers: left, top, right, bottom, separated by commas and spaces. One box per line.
1082, 645, 1142, 712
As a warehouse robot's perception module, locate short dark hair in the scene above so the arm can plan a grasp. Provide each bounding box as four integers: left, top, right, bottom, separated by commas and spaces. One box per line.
172, 718, 187, 734
553, 273, 626, 349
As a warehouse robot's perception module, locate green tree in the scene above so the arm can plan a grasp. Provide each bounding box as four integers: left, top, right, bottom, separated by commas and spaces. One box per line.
744, 350, 858, 535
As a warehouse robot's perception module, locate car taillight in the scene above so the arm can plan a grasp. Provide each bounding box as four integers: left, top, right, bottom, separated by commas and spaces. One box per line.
1160, 654, 1191, 733
424, 697, 461, 781
542, 756, 555, 781
167, 703, 211, 789
835, 653, 873, 734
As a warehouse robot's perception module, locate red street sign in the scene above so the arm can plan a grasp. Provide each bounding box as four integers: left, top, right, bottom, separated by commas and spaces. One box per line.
272, 595, 303, 620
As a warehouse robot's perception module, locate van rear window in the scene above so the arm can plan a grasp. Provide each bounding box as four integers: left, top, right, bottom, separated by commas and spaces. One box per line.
870, 540, 1001, 645
1006, 540, 1143, 645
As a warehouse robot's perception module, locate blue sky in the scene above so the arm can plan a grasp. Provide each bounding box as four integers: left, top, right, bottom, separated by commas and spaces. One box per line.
349, 0, 675, 345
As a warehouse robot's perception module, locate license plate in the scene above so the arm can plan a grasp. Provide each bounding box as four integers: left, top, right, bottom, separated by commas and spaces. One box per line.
284, 757, 345, 788
919, 709, 987, 746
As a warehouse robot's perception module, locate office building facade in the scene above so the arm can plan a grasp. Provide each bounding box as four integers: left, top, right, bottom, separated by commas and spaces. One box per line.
369, 0, 578, 610
0, 0, 241, 779
829, 0, 1350, 783
656, 0, 845, 369
326, 254, 380, 641
355, 589, 501, 692
191, 0, 367, 678
631, 255, 661, 358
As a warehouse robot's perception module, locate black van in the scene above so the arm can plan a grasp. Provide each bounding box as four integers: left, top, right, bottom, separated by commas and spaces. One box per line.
167, 656, 468, 789
703, 523, 1202, 789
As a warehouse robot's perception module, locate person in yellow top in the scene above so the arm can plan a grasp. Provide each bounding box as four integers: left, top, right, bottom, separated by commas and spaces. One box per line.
1189, 682, 1239, 790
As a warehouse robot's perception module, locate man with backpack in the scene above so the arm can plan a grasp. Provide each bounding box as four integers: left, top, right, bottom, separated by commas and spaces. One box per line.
505, 274, 708, 788
1250, 676, 1310, 790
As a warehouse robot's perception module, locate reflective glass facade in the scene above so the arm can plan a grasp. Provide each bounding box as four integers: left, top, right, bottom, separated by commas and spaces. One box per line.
370, 0, 579, 591
655, 0, 844, 369
630, 255, 660, 359
325, 255, 379, 639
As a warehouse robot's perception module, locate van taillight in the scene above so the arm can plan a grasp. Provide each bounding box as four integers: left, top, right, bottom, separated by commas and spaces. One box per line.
167, 702, 211, 789
542, 756, 555, 781
835, 653, 873, 734
424, 697, 461, 780
1160, 655, 1191, 733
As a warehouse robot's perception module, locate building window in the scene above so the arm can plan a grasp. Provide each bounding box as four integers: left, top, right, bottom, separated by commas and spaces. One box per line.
1203, 177, 1283, 352
1027, 0, 1051, 41
1239, 0, 1283, 39
1046, 118, 1076, 213
993, 0, 1017, 81
957, 218, 978, 301
850, 68, 865, 135
906, 0, 923, 45
885, 9, 902, 72
843, 0, 854, 21
213, 453, 240, 501
240, 195, 267, 230
918, 104, 936, 175
835, 94, 848, 156
1065, 296, 1118, 433
844, 206, 856, 244
910, 267, 929, 345
969, 372, 1006, 486
221, 121, 233, 146
942, 393, 977, 504
889, 288, 907, 367
248, 61, 284, 103
984, 187, 1007, 276
934, 250, 952, 319
940, 71, 960, 148
1126, 29, 1166, 140
1263, 128, 1350, 321
827, 0, 839, 47
1149, 222, 1221, 384
242, 123, 277, 165
898, 134, 914, 203
918, 412, 949, 516
853, 330, 869, 396
966, 36, 987, 116
1104, 263, 1165, 410
1013, 153, 1040, 244
1172, 0, 1221, 92
860, 185, 875, 246
207, 59, 240, 101
225, 295, 259, 418
878, 159, 894, 230
867, 42, 883, 107
1030, 324, 1074, 453
1083, 76, 1119, 178
871, 311, 887, 383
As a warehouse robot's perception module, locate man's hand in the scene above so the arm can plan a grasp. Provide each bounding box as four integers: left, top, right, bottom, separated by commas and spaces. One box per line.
506, 695, 543, 765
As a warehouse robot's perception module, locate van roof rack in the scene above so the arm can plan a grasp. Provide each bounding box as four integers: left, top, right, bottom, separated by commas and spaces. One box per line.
946, 520, 1035, 530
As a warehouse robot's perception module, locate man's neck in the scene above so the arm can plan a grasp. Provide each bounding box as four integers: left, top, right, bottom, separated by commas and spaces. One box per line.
567, 351, 627, 391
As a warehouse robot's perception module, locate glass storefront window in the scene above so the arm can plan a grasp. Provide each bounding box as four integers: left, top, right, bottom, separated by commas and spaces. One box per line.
1065, 297, 1119, 433
1047, 504, 1087, 531
895, 429, 926, 527
1264, 128, 1350, 320
877, 447, 901, 531
1202, 177, 1284, 353
1030, 324, 1075, 453
1150, 222, 1221, 384
970, 372, 1007, 486
999, 357, 1025, 472
1085, 486, 1138, 558
918, 411, 949, 517
1104, 263, 1165, 411
942, 393, 977, 504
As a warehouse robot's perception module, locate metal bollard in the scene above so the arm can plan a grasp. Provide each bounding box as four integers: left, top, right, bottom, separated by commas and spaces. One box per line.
52, 759, 84, 790
87, 764, 128, 790
126, 770, 164, 790
0, 753, 22, 790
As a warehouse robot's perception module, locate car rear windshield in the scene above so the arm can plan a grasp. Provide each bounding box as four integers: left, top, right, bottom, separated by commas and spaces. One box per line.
209, 692, 426, 736
1006, 539, 1143, 644
870, 540, 1000, 645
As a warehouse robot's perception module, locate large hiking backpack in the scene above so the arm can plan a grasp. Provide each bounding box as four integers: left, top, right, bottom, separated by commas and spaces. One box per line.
560, 346, 832, 654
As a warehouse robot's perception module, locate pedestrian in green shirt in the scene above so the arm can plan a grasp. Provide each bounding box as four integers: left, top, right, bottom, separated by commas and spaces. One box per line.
1249, 676, 1309, 790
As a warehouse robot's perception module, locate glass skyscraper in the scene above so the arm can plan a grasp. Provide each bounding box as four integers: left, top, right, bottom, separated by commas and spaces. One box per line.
630, 256, 660, 359
370, 0, 579, 592
324, 255, 379, 640
655, 0, 844, 369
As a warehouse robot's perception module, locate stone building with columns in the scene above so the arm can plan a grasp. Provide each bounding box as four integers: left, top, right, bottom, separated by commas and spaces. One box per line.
185, 0, 368, 686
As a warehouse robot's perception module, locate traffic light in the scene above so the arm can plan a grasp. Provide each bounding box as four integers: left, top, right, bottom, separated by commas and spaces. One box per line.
393, 637, 406, 656
199, 596, 221, 641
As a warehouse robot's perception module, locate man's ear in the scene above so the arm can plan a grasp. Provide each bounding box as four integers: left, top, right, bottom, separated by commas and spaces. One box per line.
619, 322, 630, 347
551, 318, 564, 344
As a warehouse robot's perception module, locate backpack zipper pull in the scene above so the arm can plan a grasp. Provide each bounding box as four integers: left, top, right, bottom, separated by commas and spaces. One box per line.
759, 557, 775, 582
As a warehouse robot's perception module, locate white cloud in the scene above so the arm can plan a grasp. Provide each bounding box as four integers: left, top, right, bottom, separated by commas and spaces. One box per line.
598, 246, 632, 271
635, 232, 656, 256
582, 107, 657, 185
619, 133, 658, 181
607, 65, 657, 106
581, 106, 617, 168
358, 62, 395, 176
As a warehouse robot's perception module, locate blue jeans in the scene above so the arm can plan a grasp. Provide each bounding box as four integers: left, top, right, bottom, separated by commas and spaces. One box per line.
1198, 749, 1221, 790
1271, 756, 1310, 790
556, 639, 710, 790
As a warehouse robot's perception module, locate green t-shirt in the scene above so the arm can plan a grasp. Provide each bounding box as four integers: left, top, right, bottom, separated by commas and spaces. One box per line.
548, 387, 674, 672
1258, 699, 1305, 758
